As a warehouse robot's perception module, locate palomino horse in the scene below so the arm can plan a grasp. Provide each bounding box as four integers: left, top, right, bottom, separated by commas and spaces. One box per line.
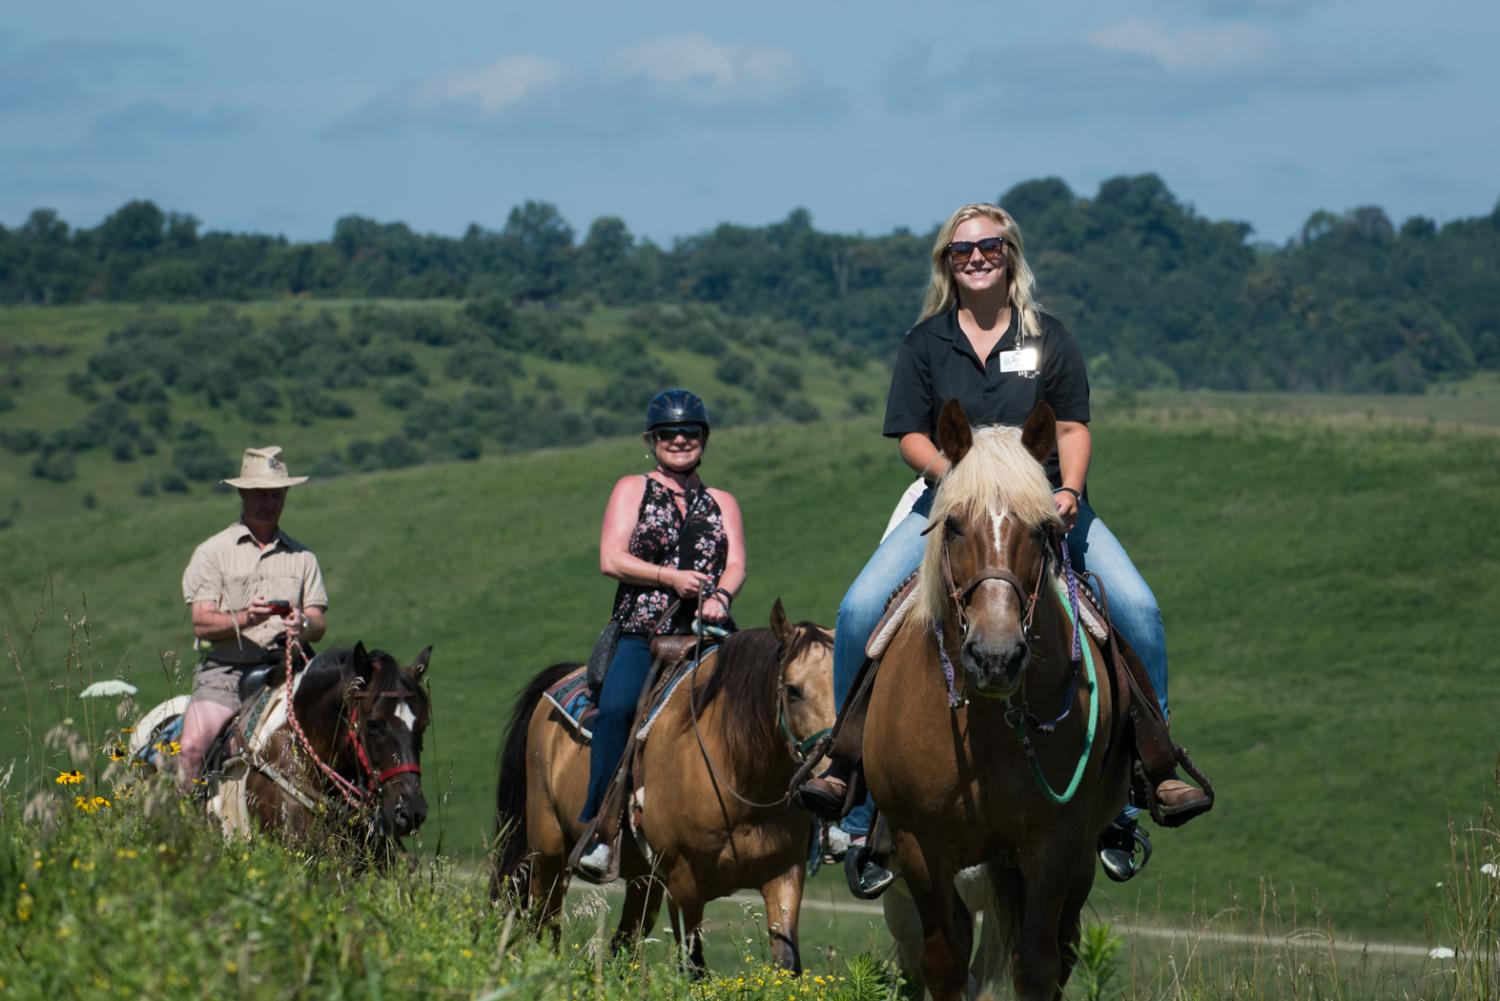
863, 401, 1132, 1001
133, 643, 432, 849
491, 601, 833, 972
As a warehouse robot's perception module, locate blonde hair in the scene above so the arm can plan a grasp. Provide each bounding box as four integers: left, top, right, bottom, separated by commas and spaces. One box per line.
912, 425, 1062, 629
918, 203, 1044, 343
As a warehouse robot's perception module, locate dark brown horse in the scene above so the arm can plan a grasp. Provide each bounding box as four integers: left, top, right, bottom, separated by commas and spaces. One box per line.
491, 602, 833, 972
134, 642, 432, 849
862, 401, 1131, 1001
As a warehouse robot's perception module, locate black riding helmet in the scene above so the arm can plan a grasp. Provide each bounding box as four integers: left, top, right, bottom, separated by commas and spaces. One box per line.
644, 389, 711, 438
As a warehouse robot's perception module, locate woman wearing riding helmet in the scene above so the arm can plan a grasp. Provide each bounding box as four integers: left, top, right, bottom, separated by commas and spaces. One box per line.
576, 389, 747, 880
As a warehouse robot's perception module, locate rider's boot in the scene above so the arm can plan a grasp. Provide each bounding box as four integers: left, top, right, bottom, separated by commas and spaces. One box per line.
1098, 815, 1153, 883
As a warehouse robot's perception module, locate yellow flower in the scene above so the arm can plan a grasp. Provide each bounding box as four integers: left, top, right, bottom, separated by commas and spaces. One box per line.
55, 770, 85, 785
75, 795, 94, 813
106, 744, 127, 762
92, 796, 111, 810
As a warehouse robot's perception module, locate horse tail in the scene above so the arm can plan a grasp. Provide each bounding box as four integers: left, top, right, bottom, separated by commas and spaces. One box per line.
490, 661, 578, 905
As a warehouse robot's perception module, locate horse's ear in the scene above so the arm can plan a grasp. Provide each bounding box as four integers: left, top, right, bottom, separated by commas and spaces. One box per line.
411, 645, 433, 681
770, 599, 793, 643
1019, 401, 1057, 464
351, 641, 375, 682
936, 399, 973, 467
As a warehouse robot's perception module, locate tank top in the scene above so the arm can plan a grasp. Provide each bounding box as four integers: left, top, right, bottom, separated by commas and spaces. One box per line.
611, 476, 728, 635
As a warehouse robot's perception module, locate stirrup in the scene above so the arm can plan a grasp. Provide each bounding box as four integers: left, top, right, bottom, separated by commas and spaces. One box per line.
793, 774, 847, 822
844, 840, 896, 899
1098, 818, 1152, 883
574, 841, 614, 884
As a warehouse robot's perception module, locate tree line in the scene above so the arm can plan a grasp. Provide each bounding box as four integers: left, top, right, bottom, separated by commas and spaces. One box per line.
2, 175, 1496, 392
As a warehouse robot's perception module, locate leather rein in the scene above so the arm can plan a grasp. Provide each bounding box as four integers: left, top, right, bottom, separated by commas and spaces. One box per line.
685, 625, 829, 812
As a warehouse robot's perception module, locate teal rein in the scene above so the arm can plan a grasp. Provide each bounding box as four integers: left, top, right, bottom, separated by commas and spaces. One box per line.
1006, 575, 1098, 805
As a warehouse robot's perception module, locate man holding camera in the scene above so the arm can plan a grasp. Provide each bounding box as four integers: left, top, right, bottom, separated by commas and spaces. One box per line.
177, 446, 328, 787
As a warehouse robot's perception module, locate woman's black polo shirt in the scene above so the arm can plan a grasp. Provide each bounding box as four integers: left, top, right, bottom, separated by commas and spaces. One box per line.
882, 307, 1090, 486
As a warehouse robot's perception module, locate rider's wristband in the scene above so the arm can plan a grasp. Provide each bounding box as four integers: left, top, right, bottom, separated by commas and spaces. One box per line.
1053, 486, 1082, 502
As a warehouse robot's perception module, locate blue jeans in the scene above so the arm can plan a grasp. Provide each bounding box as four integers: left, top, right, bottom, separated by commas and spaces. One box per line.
832, 492, 1168, 836
580, 635, 653, 823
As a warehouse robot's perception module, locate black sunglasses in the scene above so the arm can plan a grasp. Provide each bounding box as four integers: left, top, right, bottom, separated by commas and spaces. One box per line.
652, 425, 704, 442
944, 237, 1007, 265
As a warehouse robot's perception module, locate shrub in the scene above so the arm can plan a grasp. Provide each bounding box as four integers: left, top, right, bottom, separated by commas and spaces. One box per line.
31, 449, 76, 482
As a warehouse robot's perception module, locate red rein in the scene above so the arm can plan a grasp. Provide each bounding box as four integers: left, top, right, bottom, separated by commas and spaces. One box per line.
281, 640, 421, 809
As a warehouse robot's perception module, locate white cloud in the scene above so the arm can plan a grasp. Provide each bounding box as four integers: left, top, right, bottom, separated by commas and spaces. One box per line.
406, 56, 568, 116
324, 35, 839, 139
885, 16, 1442, 120
602, 34, 813, 109
1085, 18, 1280, 77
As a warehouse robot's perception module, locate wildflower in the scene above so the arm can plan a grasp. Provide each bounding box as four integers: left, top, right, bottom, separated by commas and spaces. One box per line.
79, 680, 137, 698
106, 744, 127, 762
1429, 946, 1456, 959
153, 740, 181, 757
55, 770, 85, 785
1482, 863, 1498, 877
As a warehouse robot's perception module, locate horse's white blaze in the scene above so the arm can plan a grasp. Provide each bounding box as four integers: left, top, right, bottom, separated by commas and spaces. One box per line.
990, 506, 1009, 554
393, 700, 416, 730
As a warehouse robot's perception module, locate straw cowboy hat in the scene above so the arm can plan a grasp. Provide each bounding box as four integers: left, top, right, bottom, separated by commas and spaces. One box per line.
222, 446, 309, 489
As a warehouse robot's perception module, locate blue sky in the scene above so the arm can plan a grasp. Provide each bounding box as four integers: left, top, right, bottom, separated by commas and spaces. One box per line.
2, 0, 1494, 246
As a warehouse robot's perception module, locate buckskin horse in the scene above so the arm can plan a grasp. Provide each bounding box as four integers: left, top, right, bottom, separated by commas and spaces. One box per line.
490, 601, 833, 973
132, 642, 432, 853
862, 401, 1132, 1001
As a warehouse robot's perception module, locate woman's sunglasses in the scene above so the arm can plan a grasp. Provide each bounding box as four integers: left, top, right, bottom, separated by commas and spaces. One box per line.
944, 237, 1007, 265
652, 425, 704, 442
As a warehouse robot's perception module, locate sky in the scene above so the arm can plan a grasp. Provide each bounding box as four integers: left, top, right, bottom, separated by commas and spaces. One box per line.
2, 0, 1495, 247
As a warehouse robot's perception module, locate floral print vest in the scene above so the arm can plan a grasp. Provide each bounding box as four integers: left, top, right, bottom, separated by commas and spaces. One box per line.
611, 475, 728, 635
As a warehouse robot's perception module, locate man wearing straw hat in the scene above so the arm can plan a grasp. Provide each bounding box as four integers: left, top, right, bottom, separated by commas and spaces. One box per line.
176, 446, 328, 787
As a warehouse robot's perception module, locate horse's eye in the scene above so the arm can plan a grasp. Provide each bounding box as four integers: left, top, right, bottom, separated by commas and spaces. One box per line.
365, 717, 385, 732
945, 515, 964, 538
784, 684, 803, 702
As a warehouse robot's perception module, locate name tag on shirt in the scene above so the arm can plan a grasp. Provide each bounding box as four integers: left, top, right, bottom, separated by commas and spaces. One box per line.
999, 347, 1039, 374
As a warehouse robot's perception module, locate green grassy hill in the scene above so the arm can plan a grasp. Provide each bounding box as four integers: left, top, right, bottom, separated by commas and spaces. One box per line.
4, 384, 1497, 940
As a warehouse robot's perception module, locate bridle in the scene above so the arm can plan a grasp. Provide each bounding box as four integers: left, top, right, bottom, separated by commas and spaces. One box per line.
687, 624, 832, 811
926, 507, 1101, 804
925, 510, 1053, 707
278, 640, 425, 812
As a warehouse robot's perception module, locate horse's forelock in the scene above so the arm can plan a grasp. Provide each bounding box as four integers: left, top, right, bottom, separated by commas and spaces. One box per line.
914, 425, 1061, 629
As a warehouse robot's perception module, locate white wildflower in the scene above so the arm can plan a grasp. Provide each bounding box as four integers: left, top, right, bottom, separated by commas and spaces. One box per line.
1481, 863, 1498, 877
80, 680, 138, 699
1429, 946, 1456, 960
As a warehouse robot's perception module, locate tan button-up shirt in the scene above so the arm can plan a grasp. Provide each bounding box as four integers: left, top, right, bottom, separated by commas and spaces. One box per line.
181, 520, 329, 654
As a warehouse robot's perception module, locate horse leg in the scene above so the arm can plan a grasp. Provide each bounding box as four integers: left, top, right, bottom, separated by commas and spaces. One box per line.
612, 876, 665, 954
529, 851, 568, 949
759, 864, 804, 975
1053, 850, 1098, 994
895, 831, 970, 1001
1010, 846, 1086, 1001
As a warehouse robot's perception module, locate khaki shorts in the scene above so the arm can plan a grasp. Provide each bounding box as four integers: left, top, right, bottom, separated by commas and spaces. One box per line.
191, 660, 249, 710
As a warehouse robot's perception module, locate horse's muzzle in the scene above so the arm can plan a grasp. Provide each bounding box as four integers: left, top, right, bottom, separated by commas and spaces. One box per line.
961, 634, 1029, 698
384, 783, 428, 838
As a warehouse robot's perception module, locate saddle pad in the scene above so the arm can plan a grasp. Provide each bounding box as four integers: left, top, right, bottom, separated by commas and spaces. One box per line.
543, 648, 719, 744
542, 668, 599, 739
866, 571, 921, 660
868, 568, 1109, 661
633, 653, 712, 741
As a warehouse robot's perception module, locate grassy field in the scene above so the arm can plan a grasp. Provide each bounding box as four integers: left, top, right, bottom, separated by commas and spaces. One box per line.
4, 386, 1499, 946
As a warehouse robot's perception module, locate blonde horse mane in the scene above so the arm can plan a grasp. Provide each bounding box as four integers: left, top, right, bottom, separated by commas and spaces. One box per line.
913, 425, 1062, 629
